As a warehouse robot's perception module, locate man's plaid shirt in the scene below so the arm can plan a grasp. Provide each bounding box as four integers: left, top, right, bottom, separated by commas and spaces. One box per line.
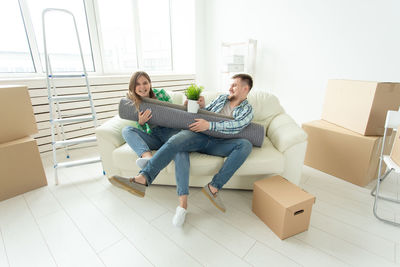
205, 94, 254, 134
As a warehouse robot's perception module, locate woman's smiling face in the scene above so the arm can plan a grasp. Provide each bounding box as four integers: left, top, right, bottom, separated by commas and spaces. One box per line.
135, 75, 151, 97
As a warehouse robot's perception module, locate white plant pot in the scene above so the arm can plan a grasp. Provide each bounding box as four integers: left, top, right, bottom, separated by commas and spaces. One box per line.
187, 99, 199, 113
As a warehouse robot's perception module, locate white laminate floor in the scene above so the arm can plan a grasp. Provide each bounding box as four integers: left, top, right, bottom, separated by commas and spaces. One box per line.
0, 147, 400, 267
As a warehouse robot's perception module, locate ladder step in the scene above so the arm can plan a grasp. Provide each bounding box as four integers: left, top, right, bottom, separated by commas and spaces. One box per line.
50, 95, 90, 102
53, 115, 95, 124
55, 156, 101, 169
54, 136, 97, 148
48, 74, 85, 78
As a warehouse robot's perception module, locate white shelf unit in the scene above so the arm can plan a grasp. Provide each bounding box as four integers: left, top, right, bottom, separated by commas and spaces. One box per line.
220, 39, 257, 89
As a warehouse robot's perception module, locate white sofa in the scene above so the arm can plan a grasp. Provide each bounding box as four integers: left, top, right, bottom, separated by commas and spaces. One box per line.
95, 91, 308, 189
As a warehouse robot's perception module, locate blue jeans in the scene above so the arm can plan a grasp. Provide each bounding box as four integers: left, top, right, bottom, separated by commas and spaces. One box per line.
140, 130, 252, 190
122, 126, 190, 196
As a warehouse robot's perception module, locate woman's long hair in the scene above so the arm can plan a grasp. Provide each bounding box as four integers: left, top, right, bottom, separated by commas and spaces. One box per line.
127, 71, 155, 111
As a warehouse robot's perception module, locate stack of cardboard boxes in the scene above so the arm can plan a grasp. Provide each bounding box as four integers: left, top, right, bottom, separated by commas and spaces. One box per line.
302, 80, 400, 186
0, 85, 47, 201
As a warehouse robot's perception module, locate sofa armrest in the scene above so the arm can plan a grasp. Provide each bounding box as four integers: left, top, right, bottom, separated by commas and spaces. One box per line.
96, 115, 134, 148
267, 113, 308, 153
95, 115, 135, 177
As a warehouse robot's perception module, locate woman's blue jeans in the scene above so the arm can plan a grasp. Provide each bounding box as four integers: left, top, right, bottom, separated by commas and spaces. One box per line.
122, 126, 189, 196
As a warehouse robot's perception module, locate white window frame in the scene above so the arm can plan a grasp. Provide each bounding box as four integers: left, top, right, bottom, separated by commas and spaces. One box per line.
1, 0, 179, 78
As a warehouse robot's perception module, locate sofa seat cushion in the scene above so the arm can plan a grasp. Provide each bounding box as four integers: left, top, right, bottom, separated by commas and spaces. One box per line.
112, 137, 284, 177
112, 144, 225, 175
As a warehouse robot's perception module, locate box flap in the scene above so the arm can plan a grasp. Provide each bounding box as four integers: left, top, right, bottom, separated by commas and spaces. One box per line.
254, 176, 315, 209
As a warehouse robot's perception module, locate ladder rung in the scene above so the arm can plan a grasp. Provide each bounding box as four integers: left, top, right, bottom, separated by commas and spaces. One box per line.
48, 74, 85, 78
54, 136, 97, 148
52, 115, 95, 124
55, 156, 101, 169
62, 113, 92, 118
50, 95, 90, 102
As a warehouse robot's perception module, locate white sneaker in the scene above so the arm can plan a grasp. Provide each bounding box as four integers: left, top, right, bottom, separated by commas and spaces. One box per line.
136, 157, 150, 169
172, 206, 187, 227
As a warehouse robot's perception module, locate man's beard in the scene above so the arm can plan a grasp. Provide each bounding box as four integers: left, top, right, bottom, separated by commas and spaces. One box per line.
228, 94, 236, 101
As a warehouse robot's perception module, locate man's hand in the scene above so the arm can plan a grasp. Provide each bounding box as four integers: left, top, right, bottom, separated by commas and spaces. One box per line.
189, 119, 209, 132
197, 96, 205, 108
138, 109, 152, 125
184, 96, 205, 108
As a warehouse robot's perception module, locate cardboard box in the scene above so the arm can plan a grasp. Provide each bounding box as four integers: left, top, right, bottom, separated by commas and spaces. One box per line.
252, 175, 315, 240
0, 85, 38, 143
0, 137, 47, 201
322, 80, 400, 136
302, 120, 393, 187
391, 126, 400, 166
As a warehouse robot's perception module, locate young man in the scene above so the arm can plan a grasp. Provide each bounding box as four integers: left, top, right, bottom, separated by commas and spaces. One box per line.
110, 73, 254, 216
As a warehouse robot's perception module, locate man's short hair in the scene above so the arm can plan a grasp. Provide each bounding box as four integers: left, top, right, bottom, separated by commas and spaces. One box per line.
232, 73, 253, 90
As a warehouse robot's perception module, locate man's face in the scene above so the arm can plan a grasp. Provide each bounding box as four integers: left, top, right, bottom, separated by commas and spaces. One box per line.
229, 78, 249, 100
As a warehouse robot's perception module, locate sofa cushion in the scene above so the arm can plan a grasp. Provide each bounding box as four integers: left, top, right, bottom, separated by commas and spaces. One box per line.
247, 91, 285, 129
112, 137, 284, 177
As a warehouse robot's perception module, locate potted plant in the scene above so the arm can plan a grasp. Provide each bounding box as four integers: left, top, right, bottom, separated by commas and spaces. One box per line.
185, 84, 204, 113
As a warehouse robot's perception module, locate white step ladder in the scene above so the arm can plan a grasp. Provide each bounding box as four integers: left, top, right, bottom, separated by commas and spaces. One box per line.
42, 8, 101, 185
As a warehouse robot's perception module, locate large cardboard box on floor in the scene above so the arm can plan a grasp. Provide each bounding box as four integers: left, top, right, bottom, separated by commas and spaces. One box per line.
0, 137, 47, 201
0, 85, 38, 143
302, 120, 393, 187
322, 80, 400, 136
252, 176, 315, 240
391, 126, 400, 166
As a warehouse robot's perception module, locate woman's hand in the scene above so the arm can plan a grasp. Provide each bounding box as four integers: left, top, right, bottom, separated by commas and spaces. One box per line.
138, 109, 152, 125
184, 96, 205, 108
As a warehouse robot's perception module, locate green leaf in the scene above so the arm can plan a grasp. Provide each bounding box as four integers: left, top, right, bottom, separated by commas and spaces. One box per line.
184, 84, 204, 100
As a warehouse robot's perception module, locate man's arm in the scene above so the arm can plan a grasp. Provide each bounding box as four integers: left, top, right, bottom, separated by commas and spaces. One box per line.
190, 104, 254, 134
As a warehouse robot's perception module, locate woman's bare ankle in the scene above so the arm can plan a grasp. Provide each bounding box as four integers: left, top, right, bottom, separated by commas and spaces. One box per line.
179, 195, 188, 209
141, 152, 152, 158
134, 174, 147, 185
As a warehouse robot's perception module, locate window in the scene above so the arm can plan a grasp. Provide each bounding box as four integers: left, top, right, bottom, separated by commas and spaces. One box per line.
1, 0, 194, 75
0, 1, 35, 73
137, 0, 172, 71
96, 0, 138, 73
25, 0, 94, 72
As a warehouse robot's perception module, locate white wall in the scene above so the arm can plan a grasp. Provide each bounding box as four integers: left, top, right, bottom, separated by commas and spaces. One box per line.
196, 0, 400, 123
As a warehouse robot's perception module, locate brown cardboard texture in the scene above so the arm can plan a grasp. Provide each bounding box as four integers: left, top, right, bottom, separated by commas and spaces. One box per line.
302, 120, 392, 187
0, 137, 47, 201
391, 126, 400, 166
252, 176, 315, 240
322, 80, 400, 136
0, 85, 38, 143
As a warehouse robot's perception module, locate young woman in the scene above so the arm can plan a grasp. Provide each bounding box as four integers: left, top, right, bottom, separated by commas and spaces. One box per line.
110, 71, 189, 227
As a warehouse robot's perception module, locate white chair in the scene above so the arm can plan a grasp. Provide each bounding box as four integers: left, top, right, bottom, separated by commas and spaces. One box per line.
371, 110, 400, 226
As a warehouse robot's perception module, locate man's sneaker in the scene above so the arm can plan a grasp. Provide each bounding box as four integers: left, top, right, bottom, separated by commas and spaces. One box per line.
172, 206, 187, 227
201, 184, 226, 212
109, 175, 146, 197
136, 157, 150, 169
